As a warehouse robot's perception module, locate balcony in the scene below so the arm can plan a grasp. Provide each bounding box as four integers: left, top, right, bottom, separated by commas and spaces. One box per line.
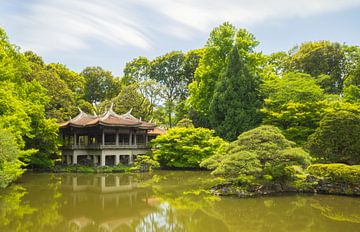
62, 144, 148, 150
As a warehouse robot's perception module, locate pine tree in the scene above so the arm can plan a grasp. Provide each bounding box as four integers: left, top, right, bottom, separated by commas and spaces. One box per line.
209, 29, 262, 140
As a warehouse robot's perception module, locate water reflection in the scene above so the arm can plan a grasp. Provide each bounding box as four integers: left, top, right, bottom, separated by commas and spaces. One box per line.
0, 171, 359, 232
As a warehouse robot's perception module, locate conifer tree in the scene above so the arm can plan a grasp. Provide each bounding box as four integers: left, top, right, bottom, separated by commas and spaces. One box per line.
209, 29, 262, 140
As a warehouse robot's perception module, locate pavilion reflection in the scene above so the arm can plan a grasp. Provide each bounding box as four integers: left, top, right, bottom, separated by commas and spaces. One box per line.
59, 174, 159, 232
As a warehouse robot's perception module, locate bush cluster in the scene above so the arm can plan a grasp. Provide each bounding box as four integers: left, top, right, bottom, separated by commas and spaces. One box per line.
307, 164, 360, 184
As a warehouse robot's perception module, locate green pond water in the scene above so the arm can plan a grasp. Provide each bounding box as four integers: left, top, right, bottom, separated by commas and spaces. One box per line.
0, 171, 359, 232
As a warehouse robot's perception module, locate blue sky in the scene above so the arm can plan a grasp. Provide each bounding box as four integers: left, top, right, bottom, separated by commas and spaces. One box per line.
1, 0, 360, 76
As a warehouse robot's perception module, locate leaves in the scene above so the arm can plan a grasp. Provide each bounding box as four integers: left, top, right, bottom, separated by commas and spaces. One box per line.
151, 127, 228, 168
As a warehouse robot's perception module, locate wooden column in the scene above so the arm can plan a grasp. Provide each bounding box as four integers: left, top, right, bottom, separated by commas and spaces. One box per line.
101, 154, 106, 166
116, 130, 119, 146
102, 130, 105, 146
115, 155, 119, 165
74, 133, 77, 146
134, 130, 137, 145
129, 130, 132, 145
73, 154, 77, 164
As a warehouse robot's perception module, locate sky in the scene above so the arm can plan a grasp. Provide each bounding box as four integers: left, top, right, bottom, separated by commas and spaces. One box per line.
1, 0, 360, 76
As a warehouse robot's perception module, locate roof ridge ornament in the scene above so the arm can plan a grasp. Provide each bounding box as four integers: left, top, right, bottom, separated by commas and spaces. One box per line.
125, 108, 133, 115
109, 102, 114, 112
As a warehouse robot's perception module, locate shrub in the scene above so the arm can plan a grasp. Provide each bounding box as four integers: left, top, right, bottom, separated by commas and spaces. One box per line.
307, 111, 360, 164
130, 155, 160, 172
151, 127, 228, 168
201, 125, 311, 184
307, 163, 360, 184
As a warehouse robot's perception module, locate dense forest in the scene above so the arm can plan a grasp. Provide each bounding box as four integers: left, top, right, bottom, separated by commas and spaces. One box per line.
1, 22, 360, 189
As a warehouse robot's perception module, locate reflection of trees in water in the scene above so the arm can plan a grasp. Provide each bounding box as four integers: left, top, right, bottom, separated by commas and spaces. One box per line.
0, 174, 63, 231
1, 172, 359, 232
310, 196, 360, 224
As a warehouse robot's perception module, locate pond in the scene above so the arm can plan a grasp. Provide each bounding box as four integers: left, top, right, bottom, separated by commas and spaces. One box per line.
0, 171, 359, 232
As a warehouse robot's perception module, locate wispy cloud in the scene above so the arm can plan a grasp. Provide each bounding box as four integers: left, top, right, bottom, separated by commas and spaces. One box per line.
140, 0, 360, 32
1, 0, 360, 53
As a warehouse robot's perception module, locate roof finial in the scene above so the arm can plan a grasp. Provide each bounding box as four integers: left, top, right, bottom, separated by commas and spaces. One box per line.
93, 110, 97, 116
78, 107, 84, 114
109, 102, 114, 111
126, 108, 133, 115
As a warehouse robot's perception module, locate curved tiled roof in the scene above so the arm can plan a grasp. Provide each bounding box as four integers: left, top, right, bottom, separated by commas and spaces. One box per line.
60, 105, 156, 129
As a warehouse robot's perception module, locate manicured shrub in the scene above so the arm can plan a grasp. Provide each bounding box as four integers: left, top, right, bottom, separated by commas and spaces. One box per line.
151, 127, 228, 168
201, 125, 311, 184
307, 163, 360, 184
307, 111, 360, 165
131, 155, 160, 172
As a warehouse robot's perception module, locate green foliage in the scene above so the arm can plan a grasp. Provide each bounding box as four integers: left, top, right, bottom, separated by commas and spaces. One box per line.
54, 164, 131, 173
286, 41, 347, 94
0, 127, 26, 188
122, 56, 150, 85
131, 155, 160, 172
24, 51, 77, 121
261, 72, 326, 144
307, 111, 360, 164
210, 29, 262, 140
176, 118, 194, 128
81, 66, 120, 105
188, 22, 236, 127
307, 163, 360, 184
151, 127, 228, 168
201, 125, 311, 184
100, 84, 151, 119
149, 51, 188, 127
0, 28, 59, 172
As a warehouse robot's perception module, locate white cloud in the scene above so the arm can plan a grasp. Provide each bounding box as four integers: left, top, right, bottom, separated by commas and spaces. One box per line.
139, 0, 360, 31
1, 0, 360, 53
2, 0, 151, 53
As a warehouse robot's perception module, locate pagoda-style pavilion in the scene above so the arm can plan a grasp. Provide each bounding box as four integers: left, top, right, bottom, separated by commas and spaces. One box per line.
59, 104, 165, 166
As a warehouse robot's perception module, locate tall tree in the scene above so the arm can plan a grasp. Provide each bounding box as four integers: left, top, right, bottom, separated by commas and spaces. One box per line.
0, 28, 59, 170
81, 66, 121, 105
187, 22, 236, 127
122, 56, 150, 85
286, 41, 350, 94
175, 49, 204, 122
149, 51, 187, 127
261, 72, 326, 144
24, 51, 76, 121
209, 29, 262, 141
100, 84, 152, 120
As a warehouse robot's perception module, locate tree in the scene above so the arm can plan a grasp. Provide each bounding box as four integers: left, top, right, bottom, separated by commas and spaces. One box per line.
175, 49, 204, 122
0, 127, 26, 188
307, 111, 360, 165
151, 127, 228, 168
122, 56, 150, 85
286, 41, 352, 94
81, 66, 121, 105
176, 118, 194, 128
261, 72, 326, 144
188, 22, 236, 127
47, 63, 85, 97
100, 84, 151, 119
24, 51, 77, 121
149, 51, 187, 127
201, 125, 311, 184
0, 28, 59, 171
209, 29, 262, 141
